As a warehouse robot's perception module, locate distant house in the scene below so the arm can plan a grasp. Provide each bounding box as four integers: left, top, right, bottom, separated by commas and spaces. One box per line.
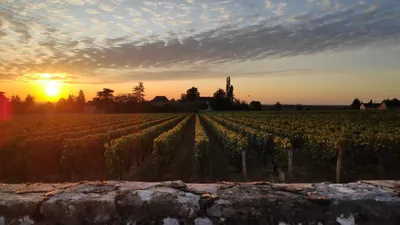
379, 99, 400, 111
0, 92, 11, 120
151, 96, 169, 106
360, 103, 381, 110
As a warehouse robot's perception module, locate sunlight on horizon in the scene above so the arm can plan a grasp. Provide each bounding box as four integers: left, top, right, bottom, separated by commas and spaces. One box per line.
34, 74, 68, 101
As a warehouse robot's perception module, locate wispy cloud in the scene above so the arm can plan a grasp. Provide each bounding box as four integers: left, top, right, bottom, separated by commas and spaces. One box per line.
265, 0, 274, 9
99, 3, 116, 12
0, 0, 400, 83
86, 9, 100, 14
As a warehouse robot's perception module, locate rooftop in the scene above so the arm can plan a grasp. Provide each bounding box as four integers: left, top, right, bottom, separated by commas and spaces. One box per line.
151, 96, 169, 102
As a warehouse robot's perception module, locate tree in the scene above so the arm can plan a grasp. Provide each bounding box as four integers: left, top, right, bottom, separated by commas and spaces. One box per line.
226, 77, 231, 94
213, 88, 226, 100
185, 87, 200, 101
351, 98, 361, 109
10, 95, 23, 113
296, 104, 303, 111
76, 90, 86, 113
226, 76, 234, 104
24, 94, 36, 112
11, 95, 22, 103
249, 101, 262, 111
66, 95, 76, 112
76, 90, 86, 104
213, 88, 228, 110
180, 93, 186, 101
114, 94, 135, 104
93, 88, 115, 113
56, 98, 68, 113
96, 88, 114, 101
67, 95, 75, 103
44, 102, 55, 113
133, 82, 145, 102
274, 101, 282, 111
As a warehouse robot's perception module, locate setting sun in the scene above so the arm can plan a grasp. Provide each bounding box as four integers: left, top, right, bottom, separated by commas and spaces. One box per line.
37, 79, 63, 100
44, 81, 61, 97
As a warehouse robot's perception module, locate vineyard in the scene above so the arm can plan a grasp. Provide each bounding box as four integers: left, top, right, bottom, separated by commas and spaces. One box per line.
0, 111, 399, 183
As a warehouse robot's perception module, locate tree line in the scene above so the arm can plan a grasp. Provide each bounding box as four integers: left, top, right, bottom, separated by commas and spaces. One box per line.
8, 78, 270, 113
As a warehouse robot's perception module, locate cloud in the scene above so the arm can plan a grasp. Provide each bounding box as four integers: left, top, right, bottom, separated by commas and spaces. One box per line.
67, 0, 85, 6
273, 2, 288, 16
99, 3, 115, 12
86, 9, 100, 14
113, 15, 125, 20
265, 0, 274, 9
0, 30, 8, 38
143, 1, 158, 7
1, 1, 400, 83
72, 68, 314, 83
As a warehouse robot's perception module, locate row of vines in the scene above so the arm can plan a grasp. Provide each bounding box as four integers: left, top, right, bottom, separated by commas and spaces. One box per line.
0, 113, 190, 182
200, 111, 400, 182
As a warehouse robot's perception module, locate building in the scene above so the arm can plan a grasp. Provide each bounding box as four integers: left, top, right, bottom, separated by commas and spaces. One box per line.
151, 96, 169, 106
360, 102, 381, 110
379, 99, 400, 111
0, 92, 11, 120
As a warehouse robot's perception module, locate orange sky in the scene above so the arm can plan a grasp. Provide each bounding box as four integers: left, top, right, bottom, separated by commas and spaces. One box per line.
2, 66, 399, 105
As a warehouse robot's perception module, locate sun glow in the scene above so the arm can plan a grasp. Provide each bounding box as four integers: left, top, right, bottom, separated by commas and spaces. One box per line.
44, 81, 61, 97
37, 79, 63, 99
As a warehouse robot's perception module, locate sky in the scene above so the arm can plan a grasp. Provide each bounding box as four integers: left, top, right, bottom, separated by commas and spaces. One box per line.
0, 0, 399, 105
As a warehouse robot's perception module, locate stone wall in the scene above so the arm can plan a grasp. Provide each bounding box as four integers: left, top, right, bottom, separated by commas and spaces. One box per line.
0, 180, 399, 225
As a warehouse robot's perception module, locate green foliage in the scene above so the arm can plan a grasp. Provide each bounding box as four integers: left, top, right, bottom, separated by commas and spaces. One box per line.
152, 114, 193, 177
104, 115, 187, 178
249, 101, 262, 110
200, 114, 248, 171
194, 114, 209, 177
61, 116, 179, 180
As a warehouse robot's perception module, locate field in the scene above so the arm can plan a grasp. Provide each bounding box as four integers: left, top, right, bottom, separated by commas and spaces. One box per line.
0, 111, 399, 183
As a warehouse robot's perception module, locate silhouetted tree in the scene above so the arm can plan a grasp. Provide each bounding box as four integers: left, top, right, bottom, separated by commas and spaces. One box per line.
296, 104, 303, 111
66, 95, 76, 112
96, 88, 114, 101
114, 94, 135, 104
56, 98, 68, 113
93, 88, 115, 113
76, 90, 86, 113
133, 82, 145, 102
24, 94, 35, 113
351, 98, 361, 110
274, 101, 282, 111
231, 98, 249, 110
226, 76, 234, 104
10, 95, 23, 113
77, 90, 86, 103
249, 101, 262, 111
44, 102, 55, 113
11, 95, 22, 103
213, 89, 229, 110
185, 87, 200, 101
180, 93, 186, 101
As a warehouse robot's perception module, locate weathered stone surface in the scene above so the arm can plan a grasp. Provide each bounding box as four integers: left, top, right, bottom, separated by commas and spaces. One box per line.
0, 180, 399, 225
